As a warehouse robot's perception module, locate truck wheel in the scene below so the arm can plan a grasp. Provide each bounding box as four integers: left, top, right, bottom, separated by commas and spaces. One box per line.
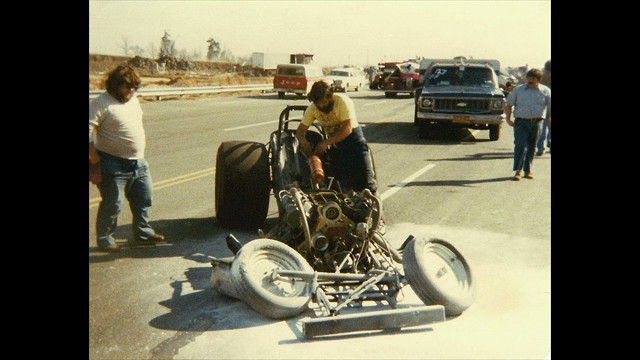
278, 92, 285, 99
489, 124, 501, 141
403, 237, 476, 316
385, 92, 397, 98
231, 238, 313, 319
215, 141, 271, 229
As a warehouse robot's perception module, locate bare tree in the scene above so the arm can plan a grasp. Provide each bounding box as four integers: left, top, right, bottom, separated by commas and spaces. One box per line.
179, 48, 189, 60
160, 31, 175, 57
131, 45, 146, 57
191, 48, 202, 61
148, 42, 157, 59
207, 38, 221, 60
119, 35, 131, 56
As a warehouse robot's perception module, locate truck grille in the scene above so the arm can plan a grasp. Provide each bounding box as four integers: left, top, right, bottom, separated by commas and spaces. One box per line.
433, 98, 490, 113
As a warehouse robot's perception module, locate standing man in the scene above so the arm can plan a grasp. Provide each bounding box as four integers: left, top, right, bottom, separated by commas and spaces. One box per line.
536, 60, 552, 156
505, 68, 551, 181
89, 65, 165, 252
296, 80, 377, 193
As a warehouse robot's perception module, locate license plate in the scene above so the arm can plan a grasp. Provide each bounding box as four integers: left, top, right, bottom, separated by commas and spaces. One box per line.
453, 115, 470, 124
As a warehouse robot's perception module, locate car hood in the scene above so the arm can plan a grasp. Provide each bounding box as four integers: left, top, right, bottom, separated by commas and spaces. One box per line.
422, 85, 503, 98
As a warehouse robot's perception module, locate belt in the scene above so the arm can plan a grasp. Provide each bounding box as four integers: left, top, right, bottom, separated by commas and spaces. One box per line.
515, 117, 543, 121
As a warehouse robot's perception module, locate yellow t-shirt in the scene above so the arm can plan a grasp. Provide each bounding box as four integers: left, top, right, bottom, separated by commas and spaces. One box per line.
301, 93, 359, 136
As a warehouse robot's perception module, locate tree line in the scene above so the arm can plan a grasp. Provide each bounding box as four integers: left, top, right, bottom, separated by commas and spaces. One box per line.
118, 31, 251, 64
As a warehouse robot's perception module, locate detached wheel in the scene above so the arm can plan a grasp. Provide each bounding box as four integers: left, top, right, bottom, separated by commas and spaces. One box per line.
215, 141, 270, 229
231, 239, 313, 319
403, 238, 476, 316
489, 124, 501, 141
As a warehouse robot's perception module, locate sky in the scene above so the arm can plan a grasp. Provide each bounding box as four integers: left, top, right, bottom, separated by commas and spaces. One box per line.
89, 0, 551, 70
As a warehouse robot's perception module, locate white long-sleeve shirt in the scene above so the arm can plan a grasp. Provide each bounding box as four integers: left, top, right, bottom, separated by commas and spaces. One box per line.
89, 92, 146, 159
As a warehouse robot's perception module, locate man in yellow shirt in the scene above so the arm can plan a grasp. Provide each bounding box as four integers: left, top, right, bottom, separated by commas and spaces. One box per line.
296, 81, 376, 193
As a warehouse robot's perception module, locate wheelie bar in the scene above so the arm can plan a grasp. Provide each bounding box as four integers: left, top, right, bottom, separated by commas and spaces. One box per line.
302, 305, 446, 338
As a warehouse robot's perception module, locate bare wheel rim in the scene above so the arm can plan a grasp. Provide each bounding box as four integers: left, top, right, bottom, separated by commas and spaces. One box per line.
245, 249, 309, 298
421, 242, 472, 297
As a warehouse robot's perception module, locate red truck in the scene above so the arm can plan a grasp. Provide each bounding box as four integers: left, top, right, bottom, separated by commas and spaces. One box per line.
369, 61, 421, 97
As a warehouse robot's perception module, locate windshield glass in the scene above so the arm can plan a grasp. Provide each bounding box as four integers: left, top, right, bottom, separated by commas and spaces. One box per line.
329, 71, 349, 77
426, 66, 497, 88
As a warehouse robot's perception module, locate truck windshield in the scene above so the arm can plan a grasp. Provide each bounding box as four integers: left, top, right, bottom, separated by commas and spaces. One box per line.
426, 67, 497, 88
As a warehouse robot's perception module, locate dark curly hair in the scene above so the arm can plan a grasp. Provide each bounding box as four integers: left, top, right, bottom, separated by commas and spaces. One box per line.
525, 68, 543, 81
307, 80, 333, 103
105, 65, 141, 102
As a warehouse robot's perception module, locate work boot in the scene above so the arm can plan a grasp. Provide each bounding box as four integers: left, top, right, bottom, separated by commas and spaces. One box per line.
513, 171, 522, 181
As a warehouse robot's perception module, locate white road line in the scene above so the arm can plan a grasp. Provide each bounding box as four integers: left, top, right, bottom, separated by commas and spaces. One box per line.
363, 101, 387, 107
380, 164, 437, 201
224, 120, 278, 131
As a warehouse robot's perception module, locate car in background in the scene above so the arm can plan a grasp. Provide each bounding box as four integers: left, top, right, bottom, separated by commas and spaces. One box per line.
414, 59, 505, 140
273, 64, 326, 99
325, 68, 368, 92
370, 61, 420, 97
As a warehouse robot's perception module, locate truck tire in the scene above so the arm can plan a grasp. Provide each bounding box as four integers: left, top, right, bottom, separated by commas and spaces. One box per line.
215, 141, 271, 229
402, 237, 476, 316
278, 92, 285, 99
385, 92, 397, 98
230, 238, 314, 319
489, 124, 501, 141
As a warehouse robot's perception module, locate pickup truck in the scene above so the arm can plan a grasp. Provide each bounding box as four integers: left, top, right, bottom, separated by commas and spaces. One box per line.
414, 59, 505, 140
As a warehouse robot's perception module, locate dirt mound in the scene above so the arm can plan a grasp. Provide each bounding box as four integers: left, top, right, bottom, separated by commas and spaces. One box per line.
89, 54, 272, 90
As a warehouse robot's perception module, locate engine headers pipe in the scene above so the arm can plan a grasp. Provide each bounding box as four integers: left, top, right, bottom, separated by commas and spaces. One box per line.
362, 189, 383, 236
290, 188, 313, 253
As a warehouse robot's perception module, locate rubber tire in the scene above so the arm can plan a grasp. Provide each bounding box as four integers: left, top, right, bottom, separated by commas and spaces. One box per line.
385, 92, 397, 98
231, 238, 314, 319
278, 92, 285, 99
215, 141, 271, 229
489, 124, 501, 141
402, 237, 476, 316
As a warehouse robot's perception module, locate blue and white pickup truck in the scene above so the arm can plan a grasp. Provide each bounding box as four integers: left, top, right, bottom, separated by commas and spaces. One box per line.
414, 58, 506, 140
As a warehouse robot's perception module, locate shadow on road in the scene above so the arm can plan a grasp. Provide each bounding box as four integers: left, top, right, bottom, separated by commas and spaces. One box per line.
426, 151, 515, 162
88, 216, 279, 263
362, 121, 492, 145
380, 177, 516, 190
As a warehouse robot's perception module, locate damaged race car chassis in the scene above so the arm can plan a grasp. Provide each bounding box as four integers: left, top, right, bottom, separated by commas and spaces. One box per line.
211, 105, 476, 338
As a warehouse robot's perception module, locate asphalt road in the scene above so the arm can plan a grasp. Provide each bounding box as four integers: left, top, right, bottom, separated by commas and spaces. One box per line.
88, 89, 551, 359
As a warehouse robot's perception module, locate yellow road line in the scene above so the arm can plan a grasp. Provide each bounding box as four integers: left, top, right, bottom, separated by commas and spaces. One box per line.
89, 167, 215, 209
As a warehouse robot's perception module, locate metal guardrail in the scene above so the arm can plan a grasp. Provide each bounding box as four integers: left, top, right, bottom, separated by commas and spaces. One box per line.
89, 84, 273, 100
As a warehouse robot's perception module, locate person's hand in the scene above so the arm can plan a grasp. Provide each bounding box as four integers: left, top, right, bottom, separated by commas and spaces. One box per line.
314, 141, 329, 155
89, 161, 102, 185
506, 118, 514, 127
299, 140, 312, 157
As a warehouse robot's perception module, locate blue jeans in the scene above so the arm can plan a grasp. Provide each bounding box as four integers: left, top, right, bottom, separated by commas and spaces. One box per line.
513, 119, 543, 173
96, 151, 156, 247
536, 118, 551, 152
326, 127, 377, 193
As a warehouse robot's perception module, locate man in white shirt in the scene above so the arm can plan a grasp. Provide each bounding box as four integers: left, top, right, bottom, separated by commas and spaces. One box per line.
89, 65, 165, 252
